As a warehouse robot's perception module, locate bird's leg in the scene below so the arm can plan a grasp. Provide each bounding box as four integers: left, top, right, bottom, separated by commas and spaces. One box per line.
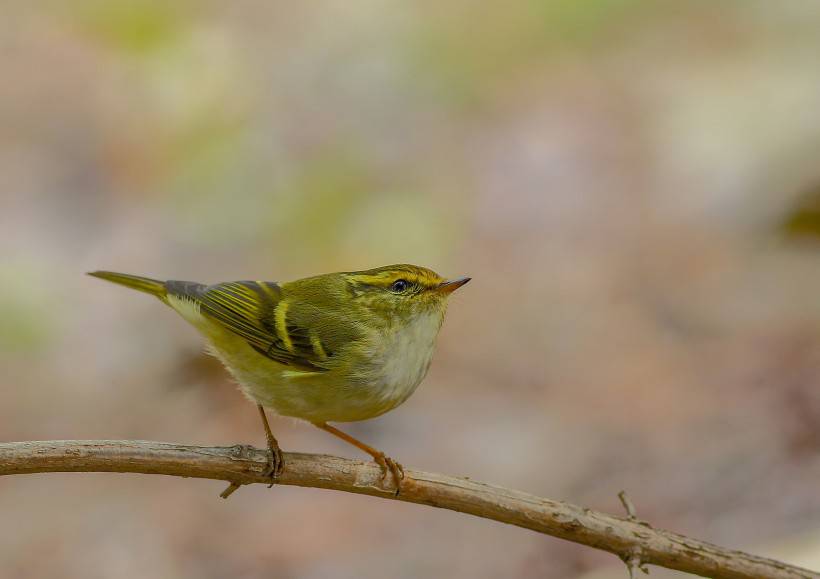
313, 422, 404, 495
257, 405, 283, 486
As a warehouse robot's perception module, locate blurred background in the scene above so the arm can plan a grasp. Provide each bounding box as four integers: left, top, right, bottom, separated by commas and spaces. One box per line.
2, 1, 820, 577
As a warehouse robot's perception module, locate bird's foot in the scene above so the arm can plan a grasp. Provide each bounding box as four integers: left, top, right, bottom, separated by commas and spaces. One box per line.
374, 452, 404, 496
263, 439, 284, 487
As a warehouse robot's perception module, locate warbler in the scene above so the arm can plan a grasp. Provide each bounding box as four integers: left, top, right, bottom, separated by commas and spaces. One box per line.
89, 264, 469, 492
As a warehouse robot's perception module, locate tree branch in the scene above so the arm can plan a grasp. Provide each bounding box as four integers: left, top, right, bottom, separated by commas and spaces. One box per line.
0, 440, 816, 579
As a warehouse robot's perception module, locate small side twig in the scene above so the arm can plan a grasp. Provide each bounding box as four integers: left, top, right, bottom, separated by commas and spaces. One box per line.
619, 490, 638, 520
618, 491, 650, 578
219, 482, 242, 499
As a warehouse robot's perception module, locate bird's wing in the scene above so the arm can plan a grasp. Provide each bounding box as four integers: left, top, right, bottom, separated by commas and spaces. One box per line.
166, 280, 331, 371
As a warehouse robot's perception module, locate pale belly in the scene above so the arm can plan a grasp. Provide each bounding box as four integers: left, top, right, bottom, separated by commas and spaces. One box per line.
184, 305, 442, 423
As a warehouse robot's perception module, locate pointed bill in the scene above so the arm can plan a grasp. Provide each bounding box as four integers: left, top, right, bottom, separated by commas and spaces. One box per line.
436, 277, 471, 294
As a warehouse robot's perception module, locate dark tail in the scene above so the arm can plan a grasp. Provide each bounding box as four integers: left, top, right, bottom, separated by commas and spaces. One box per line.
88, 271, 167, 300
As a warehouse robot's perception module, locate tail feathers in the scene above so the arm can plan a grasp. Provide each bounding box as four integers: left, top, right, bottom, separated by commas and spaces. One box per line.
88, 271, 167, 299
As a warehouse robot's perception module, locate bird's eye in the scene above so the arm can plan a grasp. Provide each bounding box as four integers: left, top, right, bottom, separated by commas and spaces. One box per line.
390, 279, 410, 293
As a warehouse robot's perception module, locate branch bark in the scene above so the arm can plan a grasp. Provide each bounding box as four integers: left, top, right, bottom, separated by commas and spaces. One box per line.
0, 440, 816, 579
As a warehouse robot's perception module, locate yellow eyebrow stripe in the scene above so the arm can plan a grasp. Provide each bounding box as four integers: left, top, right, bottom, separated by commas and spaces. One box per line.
351, 273, 417, 287
274, 300, 294, 353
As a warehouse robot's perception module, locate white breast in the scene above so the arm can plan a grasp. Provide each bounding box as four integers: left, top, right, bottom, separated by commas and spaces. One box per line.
372, 310, 443, 405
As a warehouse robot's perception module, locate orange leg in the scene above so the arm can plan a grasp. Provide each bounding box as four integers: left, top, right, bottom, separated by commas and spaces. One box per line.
258, 405, 284, 484
314, 422, 404, 493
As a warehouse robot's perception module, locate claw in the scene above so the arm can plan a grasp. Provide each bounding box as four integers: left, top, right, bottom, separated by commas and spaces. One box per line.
263, 441, 284, 487
374, 453, 404, 495
311, 422, 405, 496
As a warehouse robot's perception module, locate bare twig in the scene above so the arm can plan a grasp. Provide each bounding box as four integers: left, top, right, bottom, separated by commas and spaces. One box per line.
619, 490, 638, 520
219, 481, 242, 499
618, 491, 649, 578
0, 440, 816, 579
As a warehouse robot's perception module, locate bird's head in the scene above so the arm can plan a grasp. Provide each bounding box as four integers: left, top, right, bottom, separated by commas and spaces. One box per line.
343, 264, 470, 322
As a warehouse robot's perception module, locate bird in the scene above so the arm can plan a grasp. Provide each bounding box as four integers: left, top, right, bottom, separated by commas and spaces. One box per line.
88, 264, 470, 494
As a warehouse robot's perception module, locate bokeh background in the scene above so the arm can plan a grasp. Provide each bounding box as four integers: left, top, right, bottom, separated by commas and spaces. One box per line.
2, 1, 820, 578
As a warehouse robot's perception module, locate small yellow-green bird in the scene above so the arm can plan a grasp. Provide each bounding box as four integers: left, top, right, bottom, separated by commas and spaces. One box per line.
89, 264, 469, 492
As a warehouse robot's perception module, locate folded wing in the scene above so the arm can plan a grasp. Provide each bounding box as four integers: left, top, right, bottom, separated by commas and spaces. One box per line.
167, 280, 329, 372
